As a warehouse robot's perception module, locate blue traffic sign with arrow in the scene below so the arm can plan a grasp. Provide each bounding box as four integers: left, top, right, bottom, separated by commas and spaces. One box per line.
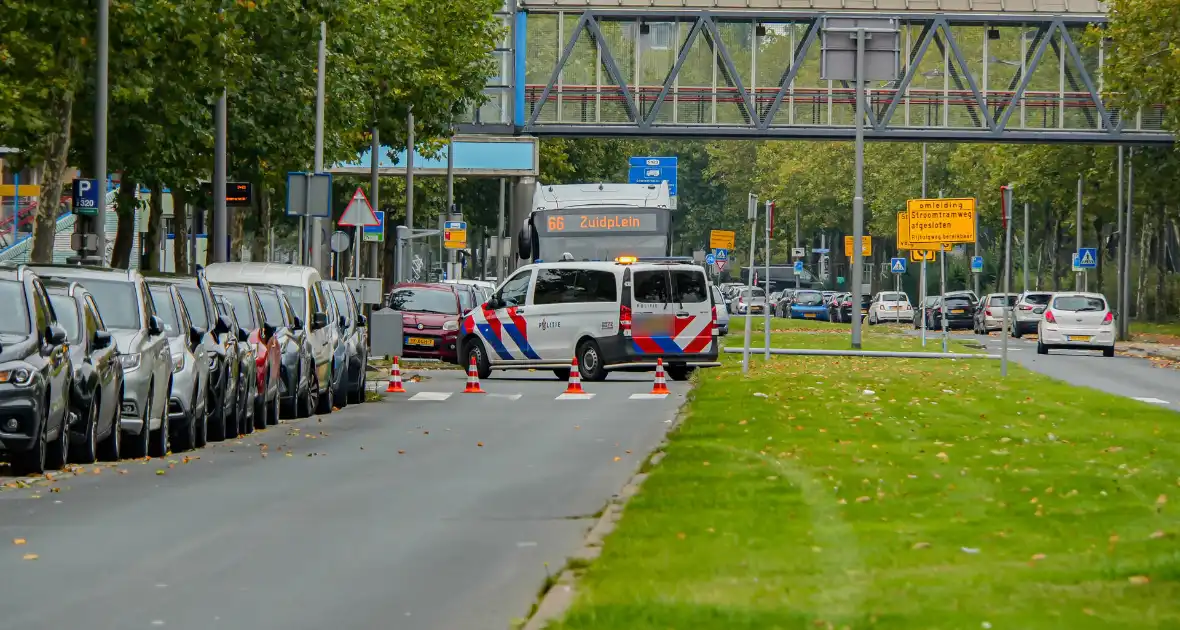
793, 260, 804, 273
705, 253, 716, 265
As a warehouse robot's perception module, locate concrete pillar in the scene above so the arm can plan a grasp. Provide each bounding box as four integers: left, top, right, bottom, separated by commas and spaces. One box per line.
510, 176, 536, 265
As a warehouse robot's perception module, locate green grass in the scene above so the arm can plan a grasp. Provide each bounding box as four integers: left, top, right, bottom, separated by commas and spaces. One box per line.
548, 321, 1180, 629
1130, 322, 1180, 344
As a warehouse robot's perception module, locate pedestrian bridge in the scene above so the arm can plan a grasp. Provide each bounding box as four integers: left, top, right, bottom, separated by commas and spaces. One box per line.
459, 0, 1170, 144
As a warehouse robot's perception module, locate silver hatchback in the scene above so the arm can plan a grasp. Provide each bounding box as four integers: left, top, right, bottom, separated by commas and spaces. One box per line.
147, 282, 210, 452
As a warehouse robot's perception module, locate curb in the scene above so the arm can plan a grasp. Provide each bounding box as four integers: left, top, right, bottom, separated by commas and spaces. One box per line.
520, 409, 686, 630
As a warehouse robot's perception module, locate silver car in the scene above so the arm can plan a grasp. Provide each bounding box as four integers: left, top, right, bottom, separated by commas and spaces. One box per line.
1037, 292, 1116, 357
730, 286, 767, 315
1012, 291, 1053, 338
25, 265, 173, 458
709, 284, 730, 335
147, 281, 210, 452
974, 293, 1018, 333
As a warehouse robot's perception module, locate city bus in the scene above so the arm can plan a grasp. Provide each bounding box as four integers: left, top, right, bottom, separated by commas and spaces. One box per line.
516, 182, 673, 262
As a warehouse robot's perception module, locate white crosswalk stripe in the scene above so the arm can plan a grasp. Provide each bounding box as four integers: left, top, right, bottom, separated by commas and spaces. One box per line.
629, 393, 669, 400
408, 392, 453, 402
555, 393, 595, 400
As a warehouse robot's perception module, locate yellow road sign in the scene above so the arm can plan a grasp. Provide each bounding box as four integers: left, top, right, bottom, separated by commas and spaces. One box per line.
0, 184, 40, 197
443, 228, 467, 249
910, 249, 937, 262
897, 212, 951, 252
906, 198, 976, 244
843, 235, 871, 258
709, 230, 735, 250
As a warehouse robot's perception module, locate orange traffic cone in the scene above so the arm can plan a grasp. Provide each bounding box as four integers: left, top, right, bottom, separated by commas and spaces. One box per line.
650, 358, 670, 395
385, 357, 406, 393
463, 356, 486, 394
563, 356, 585, 394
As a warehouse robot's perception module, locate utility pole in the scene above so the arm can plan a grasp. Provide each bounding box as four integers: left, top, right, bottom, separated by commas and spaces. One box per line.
212, 90, 227, 263
849, 27, 866, 350
1001, 184, 1013, 377
794, 204, 800, 290
91, 0, 110, 265
764, 200, 773, 361
939, 188, 947, 353
920, 143, 927, 347
368, 126, 380, 278
497, 178, 506, 281
1075, 175, 1084, 291
311, 20, 327, 272
401, 108, 415, 283
1023, 202, 1030, 291
1116, 146, 1124, 339
445, 132, 456, 280
1121, 148, 1134, 339
741, 193, 757, 375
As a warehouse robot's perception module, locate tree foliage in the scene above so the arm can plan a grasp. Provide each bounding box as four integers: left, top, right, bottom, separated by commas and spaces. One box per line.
1100, 0, 1180, 136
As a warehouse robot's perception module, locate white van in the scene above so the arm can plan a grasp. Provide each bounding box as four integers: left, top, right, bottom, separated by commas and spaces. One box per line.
202, 263, 338, 414
461, 258, 720, 382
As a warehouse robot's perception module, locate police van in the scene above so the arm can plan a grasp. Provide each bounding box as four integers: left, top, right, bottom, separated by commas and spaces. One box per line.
461, 257, 720, 382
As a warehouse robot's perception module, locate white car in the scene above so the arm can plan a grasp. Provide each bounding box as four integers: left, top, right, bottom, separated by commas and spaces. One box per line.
1036, 292, 1115, 357
710, 285, 731, 335
974, 293, 1018, 333
1012, 291, 1053, 337
867, 291, 913, 324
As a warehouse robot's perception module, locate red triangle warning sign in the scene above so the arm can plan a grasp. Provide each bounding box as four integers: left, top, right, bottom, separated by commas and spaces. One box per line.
338, 187, 380, 227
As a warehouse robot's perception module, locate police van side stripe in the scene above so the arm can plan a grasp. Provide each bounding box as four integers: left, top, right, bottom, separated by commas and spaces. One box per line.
477, 323, 515, 360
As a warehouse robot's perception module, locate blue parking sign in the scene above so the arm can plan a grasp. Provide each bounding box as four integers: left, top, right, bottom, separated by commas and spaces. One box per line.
793, 260, 804, 273
71, 178, 101, 216
970, 255, 984, 273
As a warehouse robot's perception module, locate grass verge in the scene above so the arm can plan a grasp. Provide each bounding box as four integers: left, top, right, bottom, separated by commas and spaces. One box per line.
548, 321, 1180, 629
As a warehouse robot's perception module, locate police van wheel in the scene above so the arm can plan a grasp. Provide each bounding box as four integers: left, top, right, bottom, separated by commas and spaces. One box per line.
576, 339, 607, 382
465, 339, 492, 380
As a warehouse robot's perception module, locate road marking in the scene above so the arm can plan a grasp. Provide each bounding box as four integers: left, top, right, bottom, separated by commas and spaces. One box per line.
516, 541, 537, 548
1132, 397, 1170, 405
629, 393, 669, 400
488, 393, 523, 401
408, 392, 452, 402
555, 393, 595, 400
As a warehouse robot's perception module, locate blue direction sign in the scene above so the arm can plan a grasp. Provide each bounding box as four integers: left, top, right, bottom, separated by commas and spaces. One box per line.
813, 248, 831, 254
71, 178, 101, 216
890, 257, 907, 273
1077, 247, 1098, 269
362, 210, 385, 242
627, 156, 678, 196
713, 248, 728, 262
793, 260, 804, 273
970, 255, 984, 273
705, 253, 716, 265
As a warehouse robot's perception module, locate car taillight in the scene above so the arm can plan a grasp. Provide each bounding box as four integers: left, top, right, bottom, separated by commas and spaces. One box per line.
1044, 310, 1056, 324
620, 304, 632, 332
985, 308, 992, 316
711, 306, 718, 325
842, 301, 851, 307
1102, 312, 1113, 325
1019, 305, 1032, 311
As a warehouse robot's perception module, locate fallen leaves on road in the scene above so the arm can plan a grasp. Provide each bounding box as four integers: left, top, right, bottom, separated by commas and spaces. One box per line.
613, 456, 621, 462
22, 553, 38, 560
155, 470, 165, 476
397, 450, 406, 454
477, 442, 484, 448
13, 538, 26, 546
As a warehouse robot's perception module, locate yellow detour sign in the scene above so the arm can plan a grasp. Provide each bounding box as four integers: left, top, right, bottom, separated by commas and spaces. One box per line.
898, 212, 951, 252
910, 249, 937, 262
906, 198, 976, 244
710, 230, 735, 250
843, 235, 871, 258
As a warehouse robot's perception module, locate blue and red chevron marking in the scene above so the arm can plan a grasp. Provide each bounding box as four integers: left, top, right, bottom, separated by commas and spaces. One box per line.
477, 324, 514, 360
473, 305, 541, 360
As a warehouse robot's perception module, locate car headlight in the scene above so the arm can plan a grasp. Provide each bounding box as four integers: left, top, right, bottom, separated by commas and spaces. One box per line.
0, 367, 33, 386
172, 353, 186, 373
442, 320, 460, 332
119, 353, 142, 371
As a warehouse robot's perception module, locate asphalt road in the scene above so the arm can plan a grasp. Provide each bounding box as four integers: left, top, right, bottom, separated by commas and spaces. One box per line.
909, 326, 1180, 412
0, 369, 687, 630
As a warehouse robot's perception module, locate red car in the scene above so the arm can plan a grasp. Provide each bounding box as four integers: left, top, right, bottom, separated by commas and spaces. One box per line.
385, 283, 464, 364
213, 284, 281, 428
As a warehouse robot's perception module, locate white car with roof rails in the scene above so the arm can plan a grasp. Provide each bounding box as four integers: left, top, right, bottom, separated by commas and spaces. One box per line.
1036, 292, 1116, 357
460, 257, 720, 383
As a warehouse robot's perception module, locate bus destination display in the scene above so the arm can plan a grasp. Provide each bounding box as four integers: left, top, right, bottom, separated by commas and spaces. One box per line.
541, 212, 657, 233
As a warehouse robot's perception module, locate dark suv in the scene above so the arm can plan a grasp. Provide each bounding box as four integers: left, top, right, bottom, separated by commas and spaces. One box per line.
0, 267, 73, 473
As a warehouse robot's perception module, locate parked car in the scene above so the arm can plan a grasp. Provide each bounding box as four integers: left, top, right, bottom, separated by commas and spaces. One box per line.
25, 265, 173, 458
166, 272, 234, 443
319, 287, 351, 408
925, 295, 975, 330
789, 290, 829, 321
945, 290, 979, 308
974, 293, 1018, 334
253, 285, 314, 418
1012, 291, 1053, 338
385, 283, 464, 364
324, 280, 370, 403
204, 263, 336, 416
710, 284, 730, 335
44, 280, 124, 463
913, 296, 939, 329
828, 292, 851, 322
146, 281, 210, 451
213, 285, 279, 429
868, 291, 913, 325
212, 296, 255, 436
0, 267, 73, 473
1037, 292, 1115, 356
730, 287, 767, 315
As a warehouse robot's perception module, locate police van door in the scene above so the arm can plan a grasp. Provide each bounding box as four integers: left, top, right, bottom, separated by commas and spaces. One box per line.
477, 268, 539, 363
528, 267, 620, 361
629, 266, 713, 356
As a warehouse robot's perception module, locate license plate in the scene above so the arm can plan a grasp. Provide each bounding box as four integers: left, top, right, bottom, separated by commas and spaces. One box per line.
804, 313, 816, 319
406, 336, 434, 347
951, 309, 965, 314
1068, 335, 1092, 342
861, 309, 868, 314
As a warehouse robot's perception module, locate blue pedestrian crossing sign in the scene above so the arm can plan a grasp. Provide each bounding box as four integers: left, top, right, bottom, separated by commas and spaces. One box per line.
971, 255, 984, 273
890, 257, 907, 273
713, 248, 729, 262
1077, 247, 1098, 269
705, 253, 716, 265
793, 260, 804, 273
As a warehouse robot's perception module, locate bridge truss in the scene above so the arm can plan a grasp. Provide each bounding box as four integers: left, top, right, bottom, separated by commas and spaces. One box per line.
475, 4, 1170, 144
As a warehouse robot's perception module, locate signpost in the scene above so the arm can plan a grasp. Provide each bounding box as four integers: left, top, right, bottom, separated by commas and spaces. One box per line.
791, 247, 805, 258
286, 171, 332, 266
444, 220, 467, 250
71, 179, 101, 216
971, 255, 984, 273
710, 230, 735, 250
337, 187, 380, 283
843, 235, 871, 258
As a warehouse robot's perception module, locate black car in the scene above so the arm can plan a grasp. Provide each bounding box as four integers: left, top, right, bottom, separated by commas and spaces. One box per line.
913, 296, 939, 329
325, 281, 369, 404
44, 280, 124, 463
253, 285, 315, 419
828, 293, 852, 322
925, 295, 975, 330
164, 273, 234, 442
0, 267, 73, 473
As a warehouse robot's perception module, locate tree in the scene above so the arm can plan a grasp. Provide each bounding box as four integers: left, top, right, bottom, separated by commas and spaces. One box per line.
1099, 0, 1180, 137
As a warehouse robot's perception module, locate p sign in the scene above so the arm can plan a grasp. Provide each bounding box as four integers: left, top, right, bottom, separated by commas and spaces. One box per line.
71, 178, 101, 217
